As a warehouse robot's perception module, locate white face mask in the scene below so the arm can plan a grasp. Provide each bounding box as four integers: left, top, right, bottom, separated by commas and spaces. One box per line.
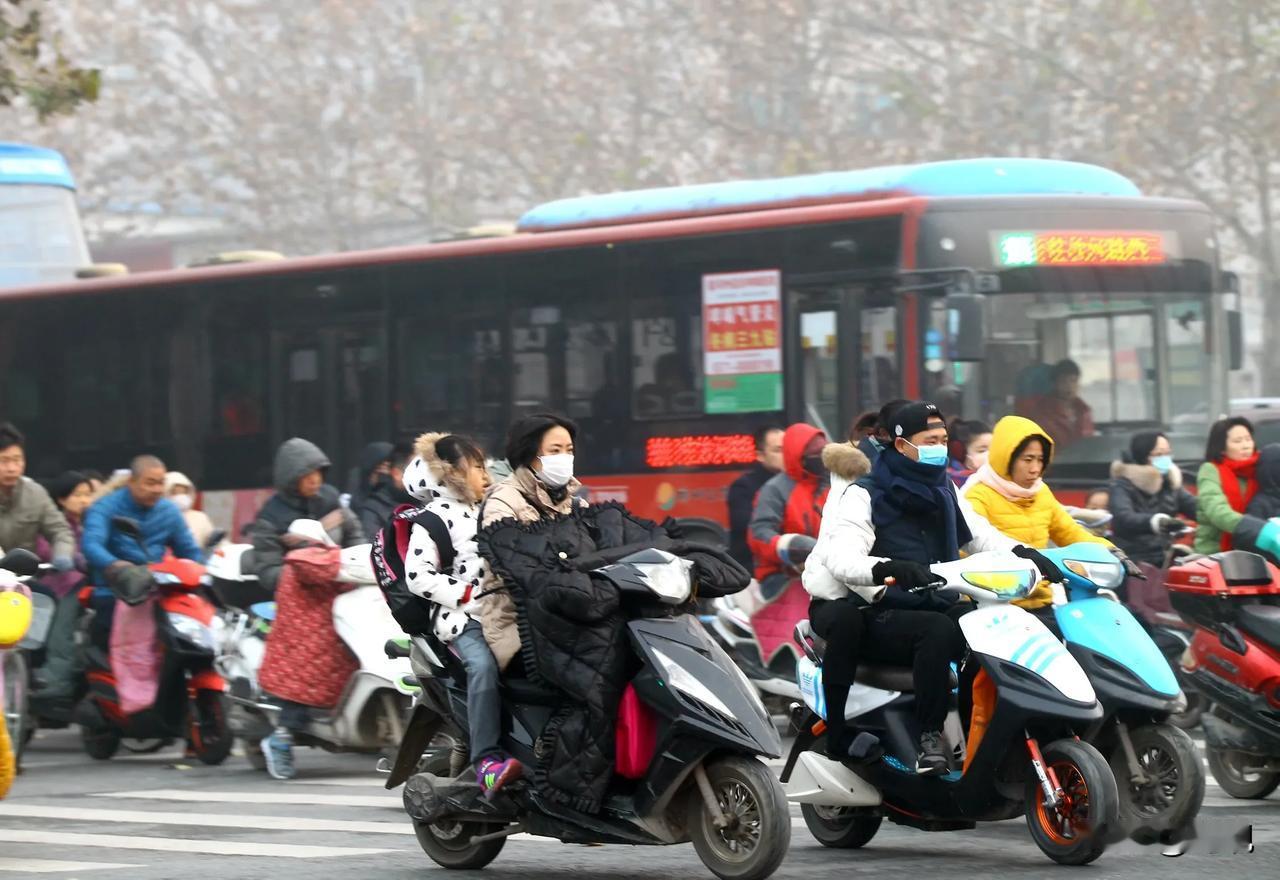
170, 493, 193, 512
538, 453, 575, 488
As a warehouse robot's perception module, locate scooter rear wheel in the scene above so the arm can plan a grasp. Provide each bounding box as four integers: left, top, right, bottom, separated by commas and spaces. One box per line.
1024, 739, 1119, 866
800, 804, 882, 848
1207, 748, 1280, 799
687, 756, 790, 880
414, 819, 506, 869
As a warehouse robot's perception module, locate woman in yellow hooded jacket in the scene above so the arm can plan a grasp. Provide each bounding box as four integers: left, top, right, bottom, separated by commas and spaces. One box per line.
963, 415, 1138, 608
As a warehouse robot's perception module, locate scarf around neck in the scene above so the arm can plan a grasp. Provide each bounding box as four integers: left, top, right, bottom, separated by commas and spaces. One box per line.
868, 448, 973, 561
972, 462, 1043, 501
1217, 453, 1260, 550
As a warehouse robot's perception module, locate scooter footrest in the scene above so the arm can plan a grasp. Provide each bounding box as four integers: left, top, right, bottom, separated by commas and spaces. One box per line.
404, 772, 519, 822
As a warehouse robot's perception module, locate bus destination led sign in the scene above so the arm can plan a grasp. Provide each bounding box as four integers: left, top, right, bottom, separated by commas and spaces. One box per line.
646, 434, 757, 469
995, 231, 1169, 267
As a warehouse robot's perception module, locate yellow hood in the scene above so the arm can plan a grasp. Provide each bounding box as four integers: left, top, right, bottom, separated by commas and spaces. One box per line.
988, 415, 1054, 479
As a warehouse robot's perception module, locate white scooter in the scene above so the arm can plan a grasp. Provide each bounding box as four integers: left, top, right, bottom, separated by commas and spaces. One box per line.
783, 550, 1120, 866
211, 521, 415, 771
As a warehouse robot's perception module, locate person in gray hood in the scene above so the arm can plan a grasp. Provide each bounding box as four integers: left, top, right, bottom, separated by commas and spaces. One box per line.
247, 438, 365, 593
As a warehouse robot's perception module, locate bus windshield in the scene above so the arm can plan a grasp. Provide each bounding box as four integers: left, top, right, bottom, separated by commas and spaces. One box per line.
0, 184, 90, 286
925, 289, 1217, 470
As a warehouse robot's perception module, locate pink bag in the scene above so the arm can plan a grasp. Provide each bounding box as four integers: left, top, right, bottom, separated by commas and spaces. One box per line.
614, 683, 658, 780
109, 597, 162, 715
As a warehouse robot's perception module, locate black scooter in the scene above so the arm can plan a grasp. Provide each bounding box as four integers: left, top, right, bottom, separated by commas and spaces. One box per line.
386, 548, 790, 880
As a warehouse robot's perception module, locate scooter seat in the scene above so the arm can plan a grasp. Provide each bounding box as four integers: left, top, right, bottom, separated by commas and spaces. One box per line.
854, 665, 916, 692
501, 677, 562, 706
250, 602, 277, 622
1237, 605, 1280, 647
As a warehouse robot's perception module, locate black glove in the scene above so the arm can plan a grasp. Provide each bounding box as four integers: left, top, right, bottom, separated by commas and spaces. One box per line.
871, 559, 938, 591
1111, 547, 1145, 579
1012, 545, 1064, 583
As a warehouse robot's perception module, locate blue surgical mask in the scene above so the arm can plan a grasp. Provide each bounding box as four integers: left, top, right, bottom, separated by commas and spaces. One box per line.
1151, 455, 1173, 474
906, 441, 949, 468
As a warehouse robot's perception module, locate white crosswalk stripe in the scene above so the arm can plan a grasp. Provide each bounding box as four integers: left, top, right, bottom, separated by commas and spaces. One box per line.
0, 729, 1266, 877
0, 857, 141, 874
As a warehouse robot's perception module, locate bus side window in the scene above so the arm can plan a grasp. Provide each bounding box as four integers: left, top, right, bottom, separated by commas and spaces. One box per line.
631, 312, 703, 420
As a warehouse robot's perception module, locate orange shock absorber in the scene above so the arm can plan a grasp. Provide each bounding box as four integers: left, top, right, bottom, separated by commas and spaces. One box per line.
1024, 735, 1063, 806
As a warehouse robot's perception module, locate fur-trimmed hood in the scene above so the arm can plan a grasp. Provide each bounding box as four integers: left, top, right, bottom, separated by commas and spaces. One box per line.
1110, 459, 1183, 495
821, 442, 871, 481
402, 432, 483, 505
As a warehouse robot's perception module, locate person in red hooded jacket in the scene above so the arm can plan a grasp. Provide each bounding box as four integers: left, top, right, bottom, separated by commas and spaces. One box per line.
747, 423, 829, 599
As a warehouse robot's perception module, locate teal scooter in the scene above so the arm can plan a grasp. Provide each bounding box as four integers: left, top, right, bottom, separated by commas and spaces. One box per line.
1042, 543, 1205, 839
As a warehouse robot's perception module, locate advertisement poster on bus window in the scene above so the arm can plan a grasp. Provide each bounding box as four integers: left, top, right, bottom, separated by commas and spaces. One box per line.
702, 270, 783, 414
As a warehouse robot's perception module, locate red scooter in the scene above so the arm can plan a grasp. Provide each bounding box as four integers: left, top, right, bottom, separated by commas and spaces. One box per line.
77, 518, 231, 764
1166, 549, 1280, 799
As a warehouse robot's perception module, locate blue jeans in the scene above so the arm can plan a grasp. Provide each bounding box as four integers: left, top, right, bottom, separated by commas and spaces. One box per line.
451, 620, 501, 764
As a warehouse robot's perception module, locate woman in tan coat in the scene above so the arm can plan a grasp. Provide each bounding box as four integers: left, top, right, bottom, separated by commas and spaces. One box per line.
480, 413, 584, 670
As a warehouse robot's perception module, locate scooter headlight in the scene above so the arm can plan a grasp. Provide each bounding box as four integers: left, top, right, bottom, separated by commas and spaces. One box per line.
961, 570, 1036, 597
168, 612, 216, 652
1063, 559, 1125, 589
653, 647, 735, 719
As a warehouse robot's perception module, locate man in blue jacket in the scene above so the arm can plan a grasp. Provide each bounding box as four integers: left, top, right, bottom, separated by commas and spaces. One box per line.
82, 456, 203, 631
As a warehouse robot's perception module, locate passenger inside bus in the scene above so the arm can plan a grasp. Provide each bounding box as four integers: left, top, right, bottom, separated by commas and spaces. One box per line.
635, 352, 700, 418
1016, 359, 1095, 447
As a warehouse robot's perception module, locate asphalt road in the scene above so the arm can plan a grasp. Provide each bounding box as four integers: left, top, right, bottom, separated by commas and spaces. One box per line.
1, 728, 1275, 879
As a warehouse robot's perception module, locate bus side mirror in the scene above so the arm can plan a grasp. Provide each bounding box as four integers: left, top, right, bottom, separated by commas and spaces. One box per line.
1226, 309, 1244, 371
944, 292, 987, 362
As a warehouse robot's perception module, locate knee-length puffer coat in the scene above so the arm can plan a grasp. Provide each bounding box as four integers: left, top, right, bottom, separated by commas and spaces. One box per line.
477, 503, 748, 814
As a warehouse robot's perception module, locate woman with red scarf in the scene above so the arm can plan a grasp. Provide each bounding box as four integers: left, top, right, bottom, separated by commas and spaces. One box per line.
1194, 416, 1258, 553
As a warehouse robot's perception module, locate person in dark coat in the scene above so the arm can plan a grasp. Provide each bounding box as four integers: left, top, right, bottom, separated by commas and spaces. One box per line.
1231, 443, 1280, 563
1108, 431, 1197, 568
247, 438, 364, 594
725, 425, 783, 570
354, 441, 413, 539
347, 440, 394, 511
247, 438, 364, 781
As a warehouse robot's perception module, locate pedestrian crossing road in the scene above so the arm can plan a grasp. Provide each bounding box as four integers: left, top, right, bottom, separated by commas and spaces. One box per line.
1, 729, 1274, 879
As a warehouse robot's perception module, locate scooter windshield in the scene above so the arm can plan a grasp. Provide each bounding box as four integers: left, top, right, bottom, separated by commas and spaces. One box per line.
961, 569, 1036, 598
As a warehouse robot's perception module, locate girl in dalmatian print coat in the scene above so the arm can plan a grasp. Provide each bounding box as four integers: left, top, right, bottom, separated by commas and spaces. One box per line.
401, 432, 522, 797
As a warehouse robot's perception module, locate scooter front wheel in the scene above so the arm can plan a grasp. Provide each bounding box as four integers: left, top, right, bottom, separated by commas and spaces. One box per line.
414, 819, 506, 869
82, 725, 121, 761
189, 691, 233, 766
1024, 739, 1119, 866
2, 651, 28, 773
687, 756, 790, 880
1110, 723, 1204, 838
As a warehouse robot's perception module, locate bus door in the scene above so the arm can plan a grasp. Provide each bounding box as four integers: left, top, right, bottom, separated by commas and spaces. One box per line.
270, 321, 388, 482
786, 284, 901, 440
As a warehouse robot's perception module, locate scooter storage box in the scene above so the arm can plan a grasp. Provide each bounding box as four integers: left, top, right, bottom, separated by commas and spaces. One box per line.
1167, 552, 1280, 629
1165, 552, 1280, 597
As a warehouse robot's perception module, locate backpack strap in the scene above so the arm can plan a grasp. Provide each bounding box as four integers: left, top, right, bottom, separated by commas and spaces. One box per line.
411, 509, 456, 574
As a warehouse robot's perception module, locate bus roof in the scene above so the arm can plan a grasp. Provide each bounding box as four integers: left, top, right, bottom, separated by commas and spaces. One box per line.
0, 191, 1213, 304
0, 143, 75, 190
516, 158, 1142, 233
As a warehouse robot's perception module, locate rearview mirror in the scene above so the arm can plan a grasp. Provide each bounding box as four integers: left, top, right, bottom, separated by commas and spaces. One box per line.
111, 516, 143, 540
1226, 309, 1244, 371
0, 548, 41, 577
944, 292, 987, 362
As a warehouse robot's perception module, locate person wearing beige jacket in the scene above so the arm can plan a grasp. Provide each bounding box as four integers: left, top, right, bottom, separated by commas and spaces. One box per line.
479, 413, 584, 671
